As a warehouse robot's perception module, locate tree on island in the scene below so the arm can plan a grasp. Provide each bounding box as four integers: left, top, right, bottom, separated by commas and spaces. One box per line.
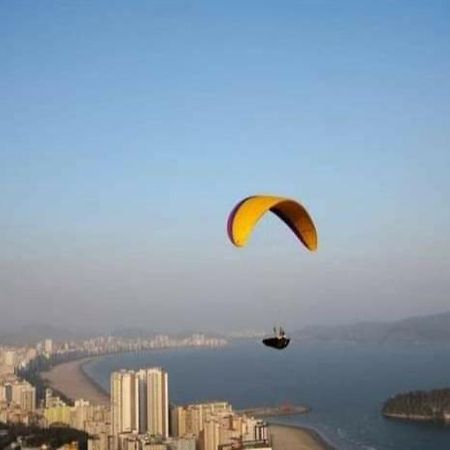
382, 388, 450, 422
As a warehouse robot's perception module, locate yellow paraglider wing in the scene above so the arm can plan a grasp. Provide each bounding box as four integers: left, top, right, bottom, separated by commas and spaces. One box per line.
227, 195, 318, 251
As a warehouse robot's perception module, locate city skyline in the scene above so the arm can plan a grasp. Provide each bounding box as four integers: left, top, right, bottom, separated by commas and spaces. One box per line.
1, 336, 252, 449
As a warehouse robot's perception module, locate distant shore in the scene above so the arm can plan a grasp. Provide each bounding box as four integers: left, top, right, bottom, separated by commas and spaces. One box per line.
41, 355, 336, 449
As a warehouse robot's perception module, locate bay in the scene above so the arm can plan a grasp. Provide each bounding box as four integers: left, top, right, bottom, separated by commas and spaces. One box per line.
83, 341, 450, 450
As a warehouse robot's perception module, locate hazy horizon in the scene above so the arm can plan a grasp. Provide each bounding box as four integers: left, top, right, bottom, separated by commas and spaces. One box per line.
2, 1, 450, 332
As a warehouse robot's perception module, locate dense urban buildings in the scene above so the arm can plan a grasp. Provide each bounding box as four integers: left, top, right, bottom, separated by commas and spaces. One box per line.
0, 378, 36, 424
0, 336, 271, 450
171, 402, 269, 450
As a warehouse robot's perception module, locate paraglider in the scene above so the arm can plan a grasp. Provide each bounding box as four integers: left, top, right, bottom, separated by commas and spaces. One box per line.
263, 327, 290, 350
226, 194, 318, 350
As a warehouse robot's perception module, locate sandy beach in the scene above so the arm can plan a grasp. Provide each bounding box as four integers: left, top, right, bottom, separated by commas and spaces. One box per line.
269, 424, 335, 450
40, 357, 109, 406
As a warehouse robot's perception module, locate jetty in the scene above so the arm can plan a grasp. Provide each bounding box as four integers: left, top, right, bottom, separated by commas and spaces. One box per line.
237, 404, 310, 417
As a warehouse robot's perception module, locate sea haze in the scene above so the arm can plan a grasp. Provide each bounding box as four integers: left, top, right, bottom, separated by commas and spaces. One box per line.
84, 340, 450, 450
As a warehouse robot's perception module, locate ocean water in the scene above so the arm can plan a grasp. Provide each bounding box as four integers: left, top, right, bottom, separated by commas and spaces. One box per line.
84, 341, 450, 450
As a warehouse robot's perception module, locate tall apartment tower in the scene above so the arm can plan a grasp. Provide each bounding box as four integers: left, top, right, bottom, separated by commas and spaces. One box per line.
9, 381, 36, 412
111, 370, 138, 436
141, 368, 169, 438
111, 368, 169, 439
44, 339, 53, 354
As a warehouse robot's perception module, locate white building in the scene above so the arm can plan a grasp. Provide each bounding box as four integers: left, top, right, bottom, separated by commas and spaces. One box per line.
44, 339, 53, 354
142, 368, 169, 438
111, 368, 169, 441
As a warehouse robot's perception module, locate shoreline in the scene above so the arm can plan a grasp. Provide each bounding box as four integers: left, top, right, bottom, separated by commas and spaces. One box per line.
41, 353, 337, 449
40, 356, 109, 406
79, 356, 110, 396
269, 423, 337, 450
383, 412, 450, 424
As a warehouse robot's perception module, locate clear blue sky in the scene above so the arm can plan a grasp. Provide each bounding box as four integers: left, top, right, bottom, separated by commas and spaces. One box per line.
1, 0, 450, 332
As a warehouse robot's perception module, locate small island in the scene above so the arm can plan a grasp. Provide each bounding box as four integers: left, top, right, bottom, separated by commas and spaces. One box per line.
382, 388, 450, 423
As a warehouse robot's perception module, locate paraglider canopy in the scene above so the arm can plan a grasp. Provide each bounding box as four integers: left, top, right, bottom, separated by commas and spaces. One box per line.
227, 195, 318, 251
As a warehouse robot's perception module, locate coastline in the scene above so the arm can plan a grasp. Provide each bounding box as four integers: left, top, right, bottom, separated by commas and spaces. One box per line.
269, 423, 337, 450
40, 356, 109, 406
41, 354, 336, 449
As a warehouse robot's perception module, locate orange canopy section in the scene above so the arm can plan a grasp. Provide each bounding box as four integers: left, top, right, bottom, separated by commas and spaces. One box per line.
227, 195, 318, 251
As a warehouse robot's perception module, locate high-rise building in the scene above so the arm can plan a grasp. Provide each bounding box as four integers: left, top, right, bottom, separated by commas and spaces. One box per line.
111, 368, 169, 441
172, 402, 269, 450
20, 384, 36, 412
170, 402, 232, 438
142, 368, 169, 438
111, 370, 137, 435
2, 350, 16, 373
44, 339, 53, 354
9, 381, 36, 412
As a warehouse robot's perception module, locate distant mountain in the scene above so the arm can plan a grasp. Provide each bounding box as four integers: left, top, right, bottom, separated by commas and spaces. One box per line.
294, 311, 450, 343
3, 311, 450, 345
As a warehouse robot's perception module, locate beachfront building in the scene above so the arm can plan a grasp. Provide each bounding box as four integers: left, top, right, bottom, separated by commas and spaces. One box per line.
170, 402, 232, 438
44, 399, 110, 429
111, 368, 169, 442
170, 402, 269, 450
0, 376, 37, 425
45, 388, 67, 408
0, 379, 36, 412
12, 381, 36, 412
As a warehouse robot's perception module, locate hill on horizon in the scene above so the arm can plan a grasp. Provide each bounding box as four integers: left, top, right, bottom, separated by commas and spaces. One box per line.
294, 310, 450, 343
3, 310, 450, 346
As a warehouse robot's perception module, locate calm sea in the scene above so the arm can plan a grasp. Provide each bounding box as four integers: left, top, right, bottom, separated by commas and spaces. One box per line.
83, 340, 450, 450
